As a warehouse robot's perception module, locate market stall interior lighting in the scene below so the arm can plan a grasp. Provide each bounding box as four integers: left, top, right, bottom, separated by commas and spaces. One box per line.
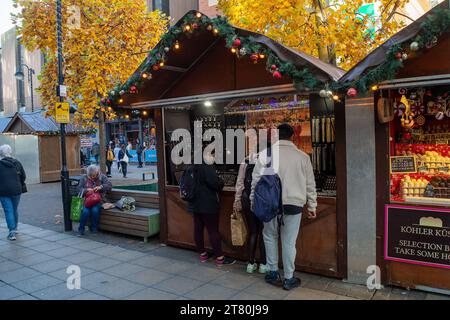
372, 85, 379, 91
204, 101, 212, 107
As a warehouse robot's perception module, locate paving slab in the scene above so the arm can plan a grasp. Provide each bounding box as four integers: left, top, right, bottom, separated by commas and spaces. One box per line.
129, 255, 175, 268
10, 294, 39, 300
108, 250, 148, 262
0, 285, 25, 299
183, 266, 227, 282
425, 293, 450, 300
30, 259, 72, 273
185, 283, 239, 300
89, 279, 145, 299
153, 275, 204, 295
15, 252, 55, 266
125, 287, 180, 300
0, 267, 41, 284
284, 287, 339, 300
77, 272, 120, 290
32, 283, 87, 300
69, 292, 111, 300
0, 247, 37, 259
103, 263, 146, 278
123, 269, 172, 286
80, 257, 122, 271
230, 291, 272, 300
75, 240, 108, 251
0, 261, 23, 273
244, 281, 290, 300
61, 251, 101, 264
152, 259, 198, 275
48, 267, 96, 282
11, 274, 62, 293
90, 245, 127, 257
211, 272, 259, 291
46, 247, 81, 259
31, 242, 65, 253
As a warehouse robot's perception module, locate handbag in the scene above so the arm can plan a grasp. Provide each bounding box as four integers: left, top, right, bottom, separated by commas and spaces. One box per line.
70, 190, 84, 222
231, 208, 247, 247
84, 191, 102, 208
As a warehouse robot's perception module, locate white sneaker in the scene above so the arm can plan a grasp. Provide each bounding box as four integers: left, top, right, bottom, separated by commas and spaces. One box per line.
246, 263, 258, 273
258, 264, 269, 274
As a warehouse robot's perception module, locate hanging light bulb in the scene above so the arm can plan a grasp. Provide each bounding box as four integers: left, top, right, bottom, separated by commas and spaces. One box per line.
231, 48, 237, 54
125, 114, 130, 119
159, 61, 165, 67
118, 98, 124, 104
143, 110, 148, 116
371, 85, 379, 91
213, 28, 219, 35
184, 24, 191, 31
196, 12, 202, 18
141, 72, 150, 79
332, 95, 340, 101
259, 53, 265, 59
174, 41, 180, 50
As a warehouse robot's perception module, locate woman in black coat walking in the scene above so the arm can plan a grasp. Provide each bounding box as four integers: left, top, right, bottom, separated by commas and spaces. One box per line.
0, 145, 27, 241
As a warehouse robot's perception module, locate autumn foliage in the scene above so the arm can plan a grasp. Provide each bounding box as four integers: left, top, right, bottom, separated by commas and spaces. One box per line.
218, 0, 409, 70
12, 0, 168, 125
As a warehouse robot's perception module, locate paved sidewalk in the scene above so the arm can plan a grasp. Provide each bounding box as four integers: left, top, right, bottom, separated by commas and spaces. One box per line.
1, 220, 449, 300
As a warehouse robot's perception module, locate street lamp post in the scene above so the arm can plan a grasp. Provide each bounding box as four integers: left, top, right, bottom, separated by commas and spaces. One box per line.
14, 64, 35, 112
56, 0, 72, 232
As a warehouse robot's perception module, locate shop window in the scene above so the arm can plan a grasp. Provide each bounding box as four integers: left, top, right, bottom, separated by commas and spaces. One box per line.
163, 94, 337, 196
388, 85, 450, 206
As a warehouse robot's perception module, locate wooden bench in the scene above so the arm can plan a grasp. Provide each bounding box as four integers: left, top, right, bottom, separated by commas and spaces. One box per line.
99, 189, 160, 242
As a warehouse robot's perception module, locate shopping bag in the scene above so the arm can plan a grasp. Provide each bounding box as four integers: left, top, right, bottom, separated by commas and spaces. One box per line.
231, 209, 247, 247
70, 191, 84, 222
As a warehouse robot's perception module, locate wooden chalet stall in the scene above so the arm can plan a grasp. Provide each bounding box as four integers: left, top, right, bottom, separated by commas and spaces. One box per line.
2, 111, 83, 183
341, 2, 450, 292
117, 11, 348, 278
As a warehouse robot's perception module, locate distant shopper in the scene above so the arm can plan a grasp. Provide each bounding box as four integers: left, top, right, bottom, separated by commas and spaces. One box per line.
250, 124, 317, 291
77, 165, 112, 235
234, 152, 268, 274
0, 145, 27, 241
136, 138, 144, 168
184, 151, 236, 266
106, 143, 114, 178
113, 143, 121, 172
118, 144, 133, 178
91, 142, 100, 164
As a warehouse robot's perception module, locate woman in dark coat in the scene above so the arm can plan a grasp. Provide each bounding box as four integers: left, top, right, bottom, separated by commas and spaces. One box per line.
77, 165, 112, 235
0, 145, 27, 241
188, 152, 236, 266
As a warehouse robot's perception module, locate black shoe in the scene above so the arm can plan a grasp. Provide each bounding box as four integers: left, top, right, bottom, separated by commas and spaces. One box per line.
265, 271, 283, 287
283, 277, 301, 290
215, 257, 236, 266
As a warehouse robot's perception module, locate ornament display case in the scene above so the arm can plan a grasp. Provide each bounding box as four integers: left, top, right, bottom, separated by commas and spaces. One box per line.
389, 85, 450, 206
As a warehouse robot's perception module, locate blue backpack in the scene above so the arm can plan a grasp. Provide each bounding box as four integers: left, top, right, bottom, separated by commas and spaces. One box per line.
253, 150, 282, 223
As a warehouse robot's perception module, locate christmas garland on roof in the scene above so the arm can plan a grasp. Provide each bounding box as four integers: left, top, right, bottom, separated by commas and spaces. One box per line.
337, 7, 450, 96
103, 12, 320, 106
103, 8, 450, 106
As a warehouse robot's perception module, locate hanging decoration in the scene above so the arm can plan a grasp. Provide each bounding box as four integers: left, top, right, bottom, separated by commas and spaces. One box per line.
105, 8, 450, 106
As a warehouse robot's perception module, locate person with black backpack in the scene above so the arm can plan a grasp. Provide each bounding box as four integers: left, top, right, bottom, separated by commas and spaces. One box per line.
234, 153, 268, 274
250, 124, 317, 291
0, 145, 27, 241
180, 151, 236, 266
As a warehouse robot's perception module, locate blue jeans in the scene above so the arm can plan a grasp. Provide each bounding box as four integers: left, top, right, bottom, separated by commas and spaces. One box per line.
0, 195, 21, 233
78, 203, 102, 233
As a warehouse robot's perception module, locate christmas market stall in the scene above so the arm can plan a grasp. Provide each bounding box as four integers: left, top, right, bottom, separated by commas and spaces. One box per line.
112, 11, 347, 278
340, 2, 450, 292
0, 111, 87, 183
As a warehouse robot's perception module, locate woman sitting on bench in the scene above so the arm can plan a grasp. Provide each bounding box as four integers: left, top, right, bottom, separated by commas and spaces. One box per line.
77, 165, 112, 236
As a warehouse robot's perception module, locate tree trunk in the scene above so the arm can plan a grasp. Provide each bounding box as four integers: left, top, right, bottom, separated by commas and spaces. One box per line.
313, 0, 337, 65
98, 111, 107, 174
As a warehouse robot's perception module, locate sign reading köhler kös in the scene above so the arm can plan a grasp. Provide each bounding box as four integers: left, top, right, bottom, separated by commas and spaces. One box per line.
385, 205, 450, 269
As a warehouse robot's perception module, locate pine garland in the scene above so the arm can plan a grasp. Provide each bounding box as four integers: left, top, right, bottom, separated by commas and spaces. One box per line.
105, 8, 450, 105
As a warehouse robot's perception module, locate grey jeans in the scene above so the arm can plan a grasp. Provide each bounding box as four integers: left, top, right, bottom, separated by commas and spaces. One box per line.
263, 214, 302, 279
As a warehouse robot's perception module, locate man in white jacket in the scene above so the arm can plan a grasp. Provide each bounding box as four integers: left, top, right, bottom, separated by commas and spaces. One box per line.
250, 123, 317, 290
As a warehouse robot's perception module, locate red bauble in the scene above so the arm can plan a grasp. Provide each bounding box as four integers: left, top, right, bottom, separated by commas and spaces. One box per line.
106, 99, 111, 105
250, 53, 259, 61
273, 71, 282, 79
233, 38, 241, 47
395, 52, 403, 60
271, 64, 277, 71
403, 132, 412, 140
192, 23, 199, 29
152, 64, 160, 71
347, 87, 358, 97
130, 85, 138, 93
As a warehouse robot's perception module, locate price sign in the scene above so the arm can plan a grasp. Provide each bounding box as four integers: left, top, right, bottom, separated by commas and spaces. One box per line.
55, 102, 70, 124
390, 156, 417, 174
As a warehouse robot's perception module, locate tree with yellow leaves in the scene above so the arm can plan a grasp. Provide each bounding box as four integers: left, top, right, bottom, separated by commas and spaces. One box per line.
13, 0, 167, 123
218, 0, 409, 70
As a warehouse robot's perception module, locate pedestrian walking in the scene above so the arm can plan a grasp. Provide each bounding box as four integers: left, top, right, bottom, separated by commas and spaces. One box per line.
250, 124, 317, 291
0, 145, 27, 241
118, 144, 133, 178
113, 143, 121, 172
77, 165, 112, 236
136, 138, 144, 168
106, 143, 114, 178
182, 151, 236, 266
234, 152, 268, 274
91, 142, 100, 164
